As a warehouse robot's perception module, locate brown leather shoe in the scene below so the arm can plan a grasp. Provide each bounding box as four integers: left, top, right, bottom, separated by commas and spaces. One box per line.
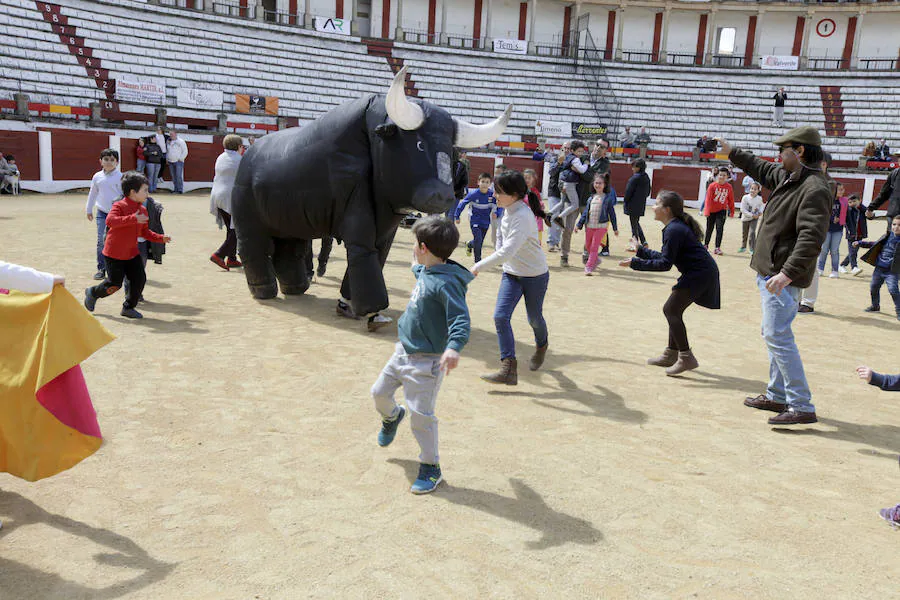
744, 394, 788, 413
529, 344, 548, 371
768, 409, 818, 425
481, 358, 518, 385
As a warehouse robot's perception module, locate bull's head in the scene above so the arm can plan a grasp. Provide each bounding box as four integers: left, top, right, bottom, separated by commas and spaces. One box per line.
378, 66, 512, 214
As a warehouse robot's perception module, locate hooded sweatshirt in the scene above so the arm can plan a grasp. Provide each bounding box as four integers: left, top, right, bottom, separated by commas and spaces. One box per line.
398, 260, 473, 355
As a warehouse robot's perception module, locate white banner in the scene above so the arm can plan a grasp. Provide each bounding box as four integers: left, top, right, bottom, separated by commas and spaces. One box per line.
314, 17, 351, 35
535, 120, 570, 138
760, 55, 799, 71
115, 74, 166, 104
493, 38, 528, 55
176, 87, 223, 110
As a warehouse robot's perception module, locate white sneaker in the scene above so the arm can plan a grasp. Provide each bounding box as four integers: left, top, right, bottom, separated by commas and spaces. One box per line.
818, 270, 824, 276
838, 266, 848, 274
829, 272, 839, 279
851, 267, 863, 276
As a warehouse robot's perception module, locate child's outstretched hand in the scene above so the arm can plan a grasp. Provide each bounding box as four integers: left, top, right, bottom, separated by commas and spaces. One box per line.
856, 366, 873, 383
852, 241, 860, 247
440, 348, 460, 374
618, 257, 633, 267
136, 213, 149, 224
574, 226, 581, 233
470, 266, 479, 277
163, 235, 172, 243
613, 230, 619, 236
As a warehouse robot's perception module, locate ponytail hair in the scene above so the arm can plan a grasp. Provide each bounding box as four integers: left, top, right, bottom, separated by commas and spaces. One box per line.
496, 169, 546, 219
526, 190, 546, 219
656, 190, 703, 241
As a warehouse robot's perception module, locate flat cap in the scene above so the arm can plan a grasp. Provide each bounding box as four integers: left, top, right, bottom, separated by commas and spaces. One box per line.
774, 126, 822, 147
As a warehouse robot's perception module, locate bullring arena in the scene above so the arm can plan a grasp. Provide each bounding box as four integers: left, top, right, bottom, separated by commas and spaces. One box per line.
2, 0, 900, 597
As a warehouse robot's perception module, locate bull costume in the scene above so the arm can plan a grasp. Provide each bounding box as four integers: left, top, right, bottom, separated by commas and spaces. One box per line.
231, 67, 511, 330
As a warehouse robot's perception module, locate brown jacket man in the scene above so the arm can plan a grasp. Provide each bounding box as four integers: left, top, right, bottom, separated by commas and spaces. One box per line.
728, 136, 832, 289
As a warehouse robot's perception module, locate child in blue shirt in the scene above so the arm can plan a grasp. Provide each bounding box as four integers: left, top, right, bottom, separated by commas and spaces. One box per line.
856, 364, 900, 529
855, 214, 900, 319
455, 172, 497, 262
371, 216, 473, 495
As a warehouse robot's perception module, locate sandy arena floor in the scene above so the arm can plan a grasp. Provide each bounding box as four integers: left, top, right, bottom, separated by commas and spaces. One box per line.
1, 193, 899, 599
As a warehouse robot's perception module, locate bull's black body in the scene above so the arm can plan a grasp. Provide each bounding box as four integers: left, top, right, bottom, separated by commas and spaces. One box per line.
231, 94, 457, 316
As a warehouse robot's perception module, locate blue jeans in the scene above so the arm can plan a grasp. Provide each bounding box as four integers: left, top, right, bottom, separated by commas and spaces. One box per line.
817, 230, 842, 273
546, 196, 562, 246
136, 158, 146, 174
757, 275, 814, 413
169, 161, 185, 193
842, 238, 859, 269
95, 210, 108, 272
468, 223, 487, 262
494, 271, 549, 360
870, 266, 900, 314
146, 162, 161, 192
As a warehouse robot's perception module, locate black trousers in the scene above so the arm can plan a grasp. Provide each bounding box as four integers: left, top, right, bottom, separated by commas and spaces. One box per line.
305, 237, 334, 275
663, 288, 695, 351
215, 209, 237, 260
629, 214, 646, 245
91, 255, 145, 309
704, 210, 727, 248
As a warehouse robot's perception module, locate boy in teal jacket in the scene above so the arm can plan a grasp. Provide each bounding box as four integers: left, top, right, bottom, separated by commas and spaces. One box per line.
371, 216, 473, 494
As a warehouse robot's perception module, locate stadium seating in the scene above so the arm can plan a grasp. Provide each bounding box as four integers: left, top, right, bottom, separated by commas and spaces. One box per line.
1, 0, 897, 161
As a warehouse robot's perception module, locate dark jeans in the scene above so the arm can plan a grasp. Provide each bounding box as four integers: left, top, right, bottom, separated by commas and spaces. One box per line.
467, 224, 487, 262
493, 271, 549, 360
663, 288, 694, 351
704, 210, 727, 248
305, 236, 334, 276
124, 241, 149, 297
90, 254, 145, 309
629, 214, 646, 246
214, 209, 237, 260
840, 238, 859, 269
870, 266, 900, 313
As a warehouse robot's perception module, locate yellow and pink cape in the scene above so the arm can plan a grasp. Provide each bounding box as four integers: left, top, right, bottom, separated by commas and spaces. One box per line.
0, 285, 114, 481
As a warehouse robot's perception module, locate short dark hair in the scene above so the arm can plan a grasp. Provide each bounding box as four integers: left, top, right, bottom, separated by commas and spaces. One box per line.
570, 141, 586, 152
478, 172, 492, 181
412, 215, 459, 261
494, 164, 507, 172
801, 144, 825, 166
494, 170, 528, 200
100, 148, 119, 161
633, 158, 647, 172
4, 154, 14, 161
121, 171, 149, 198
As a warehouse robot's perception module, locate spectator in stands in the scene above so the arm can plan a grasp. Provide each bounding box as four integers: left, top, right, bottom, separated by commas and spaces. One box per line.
209, 134, 244, 270
135, 138, 146, 175
772, 87, 787, 127
166, 130, 188, 194
868, 165, 900, 233
724, 127, 831, 426
635, 128, 651, 147
154, 127, 168, 182
697, 136, 718, 154
144, 136, 164, 192
620, 127, 636, 149
863, 141, 877, 158
875, 139, 892, 162
624, 158, 651, 251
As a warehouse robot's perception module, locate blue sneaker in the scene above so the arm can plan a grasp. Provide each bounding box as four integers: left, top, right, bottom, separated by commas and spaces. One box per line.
377, 406, 405, 447
83, 287, 96, 312
410, 463, 442, 494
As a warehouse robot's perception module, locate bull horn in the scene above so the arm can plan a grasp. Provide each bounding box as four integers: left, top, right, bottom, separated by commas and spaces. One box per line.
454, 104, 513, 149
385, 66, 425, 131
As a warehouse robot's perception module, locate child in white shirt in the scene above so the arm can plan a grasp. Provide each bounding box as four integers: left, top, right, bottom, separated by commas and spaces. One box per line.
739, 182, 764, 254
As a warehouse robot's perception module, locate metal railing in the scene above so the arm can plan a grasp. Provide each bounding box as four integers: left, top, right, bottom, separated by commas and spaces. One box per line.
263, 9, 304, 26
403, 29, 439, 45
576, 30, 622, 138
710, 54, 744, 67
211, 0, 254, 19
533, 42, 575, 59
445, 34, 484, 50
620, 50, 653, 63
664, 52, 696, 66
158, 0, 191, 7
808, 56, 846, 70
857, 56, 898, 70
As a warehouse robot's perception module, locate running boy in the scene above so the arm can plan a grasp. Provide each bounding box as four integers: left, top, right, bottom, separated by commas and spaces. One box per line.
84, 172, 172, 319
840, 194, 866, 275
85, 149, 123, 280
855, 214, 900, 319
455, 173, 496, 262
371, 216, 472, 494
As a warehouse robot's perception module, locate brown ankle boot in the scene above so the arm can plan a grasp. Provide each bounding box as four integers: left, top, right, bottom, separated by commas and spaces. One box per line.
529, 344, 548, 371
647, 347, 678, 367
481, 358, 518, 385
665, 350, 699, 376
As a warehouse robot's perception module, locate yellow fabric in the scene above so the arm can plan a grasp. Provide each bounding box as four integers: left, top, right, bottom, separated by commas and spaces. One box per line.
0, 286, 114, 481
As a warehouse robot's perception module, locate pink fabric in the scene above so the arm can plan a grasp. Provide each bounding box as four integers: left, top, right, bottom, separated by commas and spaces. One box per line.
838, 196, 849, 225
584, 227, 608, 273
35, 365, 102, 438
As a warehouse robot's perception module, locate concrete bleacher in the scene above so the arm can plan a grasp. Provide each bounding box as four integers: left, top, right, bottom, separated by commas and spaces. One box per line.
0, 0, 897, 162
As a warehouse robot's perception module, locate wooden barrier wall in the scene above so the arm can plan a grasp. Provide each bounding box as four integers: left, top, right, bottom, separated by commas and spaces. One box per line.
0, 131, 40, 180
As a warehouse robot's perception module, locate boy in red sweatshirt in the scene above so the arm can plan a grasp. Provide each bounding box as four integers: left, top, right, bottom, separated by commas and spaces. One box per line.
84, 171, 172, 319
703, 168, 735, 255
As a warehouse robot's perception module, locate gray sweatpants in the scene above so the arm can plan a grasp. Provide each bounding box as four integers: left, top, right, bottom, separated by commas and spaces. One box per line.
550, 182, 581, 222
372, 342, 444, 465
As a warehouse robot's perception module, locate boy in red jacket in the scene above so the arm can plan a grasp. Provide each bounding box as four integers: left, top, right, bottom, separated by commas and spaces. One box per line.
703, 168, 735, 255
84, 171, 172, 319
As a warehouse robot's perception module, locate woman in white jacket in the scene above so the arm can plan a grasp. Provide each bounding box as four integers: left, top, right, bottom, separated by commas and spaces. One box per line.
209, 134, 244, 271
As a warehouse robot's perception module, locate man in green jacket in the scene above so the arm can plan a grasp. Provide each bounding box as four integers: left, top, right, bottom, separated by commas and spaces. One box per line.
720, 127, 832, 425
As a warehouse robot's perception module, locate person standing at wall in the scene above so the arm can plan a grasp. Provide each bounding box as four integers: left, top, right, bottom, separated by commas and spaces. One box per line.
166, 130, 188, 194
772, 87, 788, 127
623, 159, 651, 251
154, 127, 168, 182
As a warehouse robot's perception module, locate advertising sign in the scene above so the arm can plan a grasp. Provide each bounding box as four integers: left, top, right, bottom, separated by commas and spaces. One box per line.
493, 38, 528, 55
534, 120, 570, 137
760, 55, 799, 71
115, 74, 166, 104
